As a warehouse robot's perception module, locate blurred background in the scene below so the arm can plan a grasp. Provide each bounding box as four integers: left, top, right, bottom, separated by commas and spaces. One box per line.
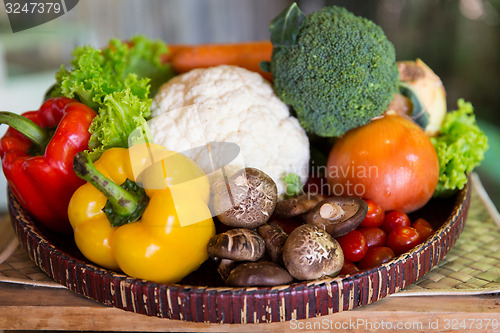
0, 0, 498, 210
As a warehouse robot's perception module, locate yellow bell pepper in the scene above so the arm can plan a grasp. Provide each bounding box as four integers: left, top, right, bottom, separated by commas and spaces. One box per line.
68, 144, 215, 283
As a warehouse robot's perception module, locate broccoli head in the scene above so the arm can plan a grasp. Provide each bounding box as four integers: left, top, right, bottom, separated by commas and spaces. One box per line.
268, 4, 399, 137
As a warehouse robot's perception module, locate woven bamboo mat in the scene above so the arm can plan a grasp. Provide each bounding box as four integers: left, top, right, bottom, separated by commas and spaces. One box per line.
1, 173, 499, 295
0, 213, 65, 288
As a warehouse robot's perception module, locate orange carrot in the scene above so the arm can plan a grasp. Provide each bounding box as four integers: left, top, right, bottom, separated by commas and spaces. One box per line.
166, 41, 273, 81
160, 44, 190, 63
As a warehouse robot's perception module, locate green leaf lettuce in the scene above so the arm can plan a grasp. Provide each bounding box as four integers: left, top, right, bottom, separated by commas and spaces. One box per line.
432, 99, 488, 197
87, 89, 151, 159
51, 35, 174, 157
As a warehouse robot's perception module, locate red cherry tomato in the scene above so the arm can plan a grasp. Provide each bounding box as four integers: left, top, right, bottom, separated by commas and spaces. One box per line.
412, 218, 434, 241
387, 226, 421, 255
269, 218, 303, 235
337, 230, 368, 262
358, 246, 395, 270
339, 260, 360, 276
359, 200, 385, 228
359, 227, 387, 248
381, 211, 411, 235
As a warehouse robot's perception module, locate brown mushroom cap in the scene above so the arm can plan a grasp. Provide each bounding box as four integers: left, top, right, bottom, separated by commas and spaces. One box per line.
257, 223, 288, 264
306, 197, 368, 238
273, 194, 324, 219
207, 228, 265, 261
226, 261, 293, 287
283, 224, 344, 281
212, 168, 277, 229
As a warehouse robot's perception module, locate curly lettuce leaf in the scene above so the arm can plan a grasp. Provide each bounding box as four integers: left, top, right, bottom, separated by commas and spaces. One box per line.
104, 36, 172, 97
87, 89, 151, 158
53, 35, 172, 105
51, 35, 174, 156
431, 99, 488, 197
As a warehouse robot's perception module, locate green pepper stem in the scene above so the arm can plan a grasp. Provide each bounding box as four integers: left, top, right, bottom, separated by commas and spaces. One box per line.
73, 152, 140, 217
0, 111, 50, 149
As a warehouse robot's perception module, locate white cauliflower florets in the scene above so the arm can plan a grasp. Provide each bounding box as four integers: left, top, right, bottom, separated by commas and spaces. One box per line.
149, 65, 309, 196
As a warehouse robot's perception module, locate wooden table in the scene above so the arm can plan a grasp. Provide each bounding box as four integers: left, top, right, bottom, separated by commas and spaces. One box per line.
1, 281, 499, 332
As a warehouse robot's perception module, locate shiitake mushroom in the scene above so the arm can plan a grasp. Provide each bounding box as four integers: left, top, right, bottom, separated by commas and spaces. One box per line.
207, 228, 265, 261
283, 224, 344, 281
273, 193, 324, 219
226, 261, 293, 287
306, 197, 368, 238
212, 168, 277, 229
257, 223, 288, 264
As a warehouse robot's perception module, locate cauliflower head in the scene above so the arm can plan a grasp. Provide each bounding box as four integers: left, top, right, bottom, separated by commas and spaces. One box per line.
149, 65, 310, 196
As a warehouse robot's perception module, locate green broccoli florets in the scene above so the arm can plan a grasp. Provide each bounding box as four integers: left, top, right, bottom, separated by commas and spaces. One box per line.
268, 4, 399, 137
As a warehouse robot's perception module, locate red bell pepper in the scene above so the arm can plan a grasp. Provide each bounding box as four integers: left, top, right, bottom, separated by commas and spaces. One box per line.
0, 97, 97, 233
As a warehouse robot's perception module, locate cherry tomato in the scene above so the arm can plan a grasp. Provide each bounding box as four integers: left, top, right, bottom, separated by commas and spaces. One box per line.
337, 230, 368, 262
359, 227, 387, 248
359, 200, 385, 228
381, 211, 410, 235
269, 218, 303, 235
339, 260, 360, 276
387, 226, 421, 255
358, 246, 395, 270
412, 218, 434, 241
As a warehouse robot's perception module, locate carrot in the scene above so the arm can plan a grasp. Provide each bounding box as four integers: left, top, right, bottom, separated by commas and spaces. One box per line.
160, 44, 190, 63
166, 41, 273, 81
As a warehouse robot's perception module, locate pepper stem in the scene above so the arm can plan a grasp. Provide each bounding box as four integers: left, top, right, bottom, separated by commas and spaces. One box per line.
0, 111, 50, 149
73, 152, 149, 227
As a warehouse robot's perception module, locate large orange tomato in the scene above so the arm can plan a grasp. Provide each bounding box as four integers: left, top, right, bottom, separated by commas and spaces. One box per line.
326, 113, 439, 213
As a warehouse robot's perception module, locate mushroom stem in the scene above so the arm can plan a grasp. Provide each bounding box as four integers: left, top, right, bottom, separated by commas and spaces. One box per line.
319, 202, 345, 221
218, 259, 237, 281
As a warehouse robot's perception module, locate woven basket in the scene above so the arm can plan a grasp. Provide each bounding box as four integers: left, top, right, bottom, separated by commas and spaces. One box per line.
8, 181, 470, 323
